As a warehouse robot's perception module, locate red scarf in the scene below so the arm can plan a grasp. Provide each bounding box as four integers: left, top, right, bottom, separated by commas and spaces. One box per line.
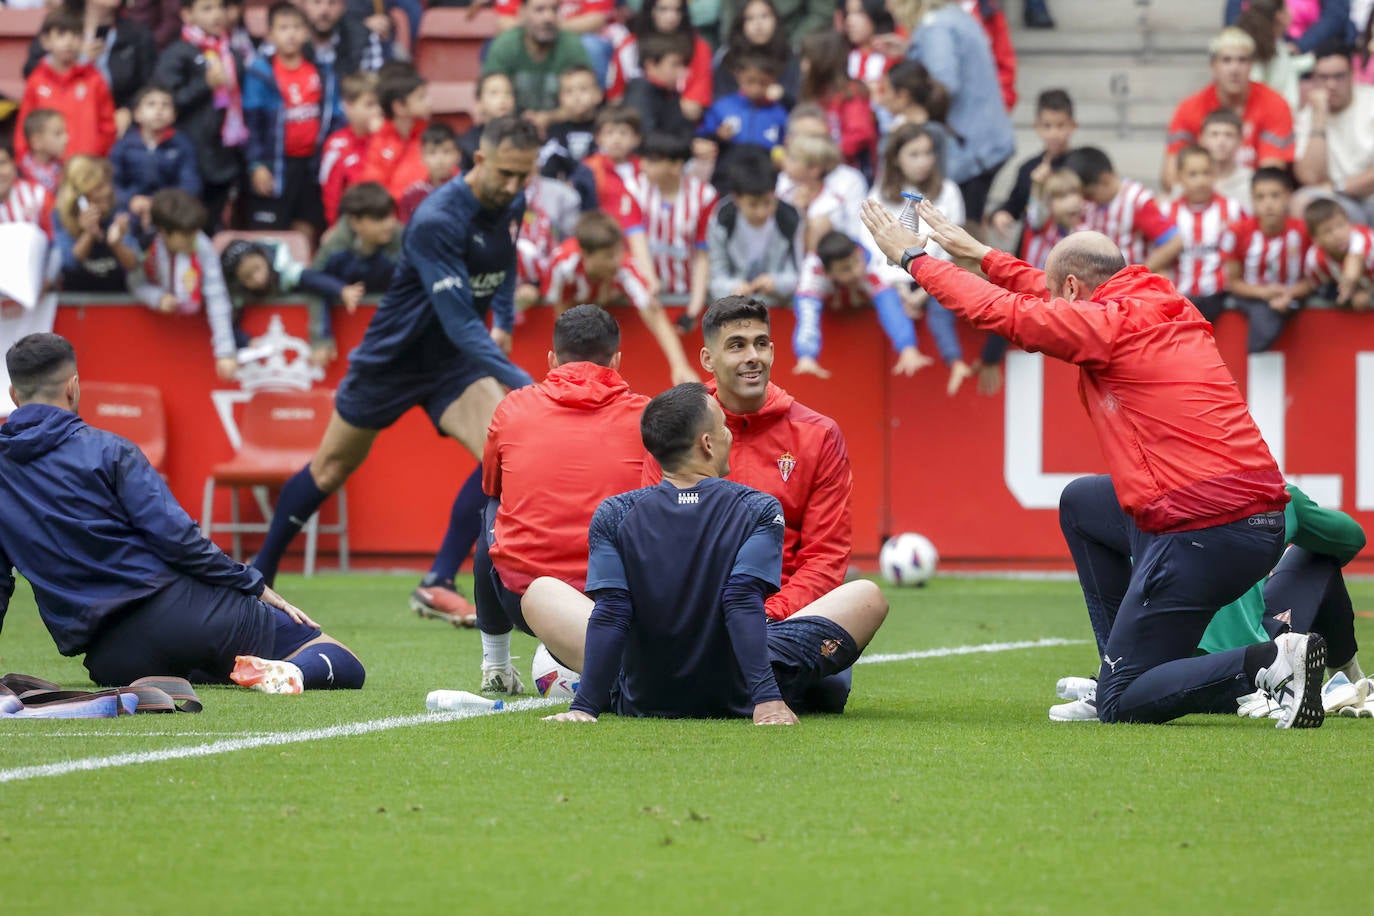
180, 24, 247, 147
145, 236, 204, 314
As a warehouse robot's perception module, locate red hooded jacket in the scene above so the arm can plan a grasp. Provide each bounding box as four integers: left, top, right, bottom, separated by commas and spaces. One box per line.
484, 362, 649, 594
912, 250, 1288, 532
643, 380, 853, 620
16, 59, 115, 161
359, 118, 429, 202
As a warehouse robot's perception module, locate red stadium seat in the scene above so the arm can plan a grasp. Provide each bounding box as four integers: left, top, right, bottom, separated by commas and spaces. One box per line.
0, 9, 45, 101
415, 8, 499, 84
212, 229, 314, 265
80, 382, 167, 473
200, 389, 348, 576
428, 81, 478, 133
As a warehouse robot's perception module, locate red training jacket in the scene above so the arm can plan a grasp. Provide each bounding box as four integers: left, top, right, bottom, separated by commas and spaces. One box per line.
484, 361, 649, 594
359, 118, 428, 202
319, 126, 371, 225
912, 250, 1288, 532
16, 59, 115, 161
643, 380, 853, 620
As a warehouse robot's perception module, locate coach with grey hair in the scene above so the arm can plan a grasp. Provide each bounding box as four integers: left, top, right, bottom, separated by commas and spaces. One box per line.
859, 199, 1324, 729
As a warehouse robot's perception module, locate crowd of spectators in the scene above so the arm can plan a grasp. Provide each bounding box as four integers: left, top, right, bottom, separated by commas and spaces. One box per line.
0, 0, 1371, 390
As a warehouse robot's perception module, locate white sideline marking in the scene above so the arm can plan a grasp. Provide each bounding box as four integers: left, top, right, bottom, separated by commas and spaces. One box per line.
0, 639, 1085, 785
0, 697, 562, 785
857, 637, 1088, 666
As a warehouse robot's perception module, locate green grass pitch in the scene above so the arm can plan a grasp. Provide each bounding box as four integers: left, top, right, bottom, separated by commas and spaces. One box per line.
1, 573, 1370, 914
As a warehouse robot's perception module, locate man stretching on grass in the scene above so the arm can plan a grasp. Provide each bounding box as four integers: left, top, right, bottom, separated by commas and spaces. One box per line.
0, 334, 363, 694
530, 383, 888, 724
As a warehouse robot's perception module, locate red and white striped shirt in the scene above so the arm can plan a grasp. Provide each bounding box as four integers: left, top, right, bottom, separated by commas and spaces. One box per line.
1081, 178, 1176, 264
1220, 216, 1309, 287
1167, 194, 1245, 298
628, 173, 716, 296
0, 179, 47, 228
847, 49, 890, 86
542, 238, 653, 312
1303, 224, 1374, 285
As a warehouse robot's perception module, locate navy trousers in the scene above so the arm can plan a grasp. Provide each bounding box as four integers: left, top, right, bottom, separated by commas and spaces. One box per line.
1262, 546, 1359, 669
473, 498, 535, 638
1059, 475, 1285, 723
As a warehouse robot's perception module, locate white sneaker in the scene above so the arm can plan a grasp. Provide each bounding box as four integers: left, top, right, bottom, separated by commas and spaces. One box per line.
1256, 633, 1326, 729
1338, 679, 1374, 718
1236, 690, 1281, 719
1321, 672, 1369, 714
480, 663, 525, 696
1049, 684, 1098, 722
1056, 676, 1096, 701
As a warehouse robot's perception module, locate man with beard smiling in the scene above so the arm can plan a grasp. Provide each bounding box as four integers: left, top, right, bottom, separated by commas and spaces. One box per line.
481, 0, 592, 135
643, 295, 872, 712
250, 116, 538, 588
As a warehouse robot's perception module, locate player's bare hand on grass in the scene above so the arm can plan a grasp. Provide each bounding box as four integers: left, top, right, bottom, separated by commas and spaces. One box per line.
490, 326, 513, 354
892, 347, 933, 377
793, 357, 831, 379
753, 700, 798, 726
261, 586, 319, 629
544, 710, 597, 723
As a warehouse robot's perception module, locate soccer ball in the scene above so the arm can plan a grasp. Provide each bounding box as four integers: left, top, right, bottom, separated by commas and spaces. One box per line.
879, 533, 939, 587
531, 643, 580, 699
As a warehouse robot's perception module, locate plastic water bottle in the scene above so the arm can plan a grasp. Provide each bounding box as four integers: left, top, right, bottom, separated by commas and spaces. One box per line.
898, 192, 924, 232
425, 690, 504, 713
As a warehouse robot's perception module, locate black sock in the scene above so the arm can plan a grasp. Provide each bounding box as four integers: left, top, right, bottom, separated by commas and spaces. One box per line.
1243, 642, 1279, 682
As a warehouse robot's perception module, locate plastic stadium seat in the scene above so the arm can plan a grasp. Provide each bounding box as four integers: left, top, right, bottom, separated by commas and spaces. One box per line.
80, 382, 167, 473
200, 389, 348, 576
212, 229, 314, 265
428, 81, 478, 133
0, 9, 45, 100
415, 8, 499, 84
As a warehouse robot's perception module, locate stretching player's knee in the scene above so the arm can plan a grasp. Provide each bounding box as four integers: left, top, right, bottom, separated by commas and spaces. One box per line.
309, 454, 360, 493
852, 579, 888, 618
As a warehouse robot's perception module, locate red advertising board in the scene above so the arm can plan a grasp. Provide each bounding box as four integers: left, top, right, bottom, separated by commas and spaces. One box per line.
48, 301, 1374, 571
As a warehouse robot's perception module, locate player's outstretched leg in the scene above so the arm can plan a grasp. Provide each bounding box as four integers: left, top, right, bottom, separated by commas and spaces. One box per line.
231, 606, 366, 694
522, 576, 595, 674
1263, 547, 1364, 682
472, 502, 529, 695
410, 465, 485, 627
781, 580, 889, 713
253, 413, 379, 584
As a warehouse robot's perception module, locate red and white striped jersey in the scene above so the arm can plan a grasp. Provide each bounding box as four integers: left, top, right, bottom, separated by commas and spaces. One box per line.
1019, 220, 1065, 271
627, 173, 717, 296
1167, 194, 1245, 298
0, 179, 47, 227
543, 238, 653, 312
1219, 216, 1309, 287
1081, 178, 1176, 264
847, 49, 890, 85
515, 177, 580, 288
1303, 224, 1374, 285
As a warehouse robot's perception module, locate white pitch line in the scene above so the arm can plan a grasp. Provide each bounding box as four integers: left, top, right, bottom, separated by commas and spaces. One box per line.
856, 637, 1088, 665
0, 638, 1086, 785
0, 697, 562, 785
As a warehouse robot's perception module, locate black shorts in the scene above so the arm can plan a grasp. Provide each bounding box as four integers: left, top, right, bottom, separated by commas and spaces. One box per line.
473, 499, 534, 636
82, 578, 321, 686
767, 616, 860, 709
333, 354, 491, 434
245, 155, 325, 231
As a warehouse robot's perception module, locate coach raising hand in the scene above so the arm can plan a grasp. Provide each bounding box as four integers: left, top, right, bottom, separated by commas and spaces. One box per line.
859, 199, 1325, 728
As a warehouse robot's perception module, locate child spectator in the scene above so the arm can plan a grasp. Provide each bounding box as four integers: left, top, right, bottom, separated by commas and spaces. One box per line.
705, 146, 802, 311
397, 123, 460, 223
127, 189, 237, 380
793, 230, 926, 379
1220, 167, 1310, 352
154, 0, 248, 228
607, 0, 713, 121
1303, 197, 1374, 310
457, 73, 516, 173
314, 182, 401, 294
515, 175, 582, 308
1020, 167, 1083, 271
109, 84, 201, 244
875, 60, 950, 135
543, 210, 696, 383
583, 106, 659, 291
1162, 145, 1246, 317
778, 132, 863, 250
798, 31, 878, 181
51, 155, 140, 293
220, 237, 361, 366
481, 0, 592, 133
1064, 146, 1178, 269
0, 142, 49, 230
242, 2, 327, 240
542, 66, 603, 182
778, 103, 870, 212
712, 0, 800, 106
17, 9, 115, 163
634, 131, 717, 323
622, 31, 697, 139
696, 54, 788, 189
360, 62, 430, 201
843, 0, 895, 95
858, 122, 969, 393
1200, 109, 1254, 209
224, 0, 258, 69
320, 71, 381, 227
990, 88, 1076, 239
18, 110, 68, 195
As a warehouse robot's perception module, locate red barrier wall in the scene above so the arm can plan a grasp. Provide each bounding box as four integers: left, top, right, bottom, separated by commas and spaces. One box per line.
49, 301, 1374, 571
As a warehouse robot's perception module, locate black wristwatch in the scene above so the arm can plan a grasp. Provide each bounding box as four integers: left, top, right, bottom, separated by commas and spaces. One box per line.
900, 246, 927, 271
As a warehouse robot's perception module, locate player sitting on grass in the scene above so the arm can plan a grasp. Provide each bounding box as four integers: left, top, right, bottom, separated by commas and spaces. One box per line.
473, 305, 650, 695
0, 334, 363, 694
530, 383, 888, 724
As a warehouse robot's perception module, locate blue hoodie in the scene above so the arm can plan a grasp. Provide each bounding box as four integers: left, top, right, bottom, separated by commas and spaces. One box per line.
0, 404, 264, 655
